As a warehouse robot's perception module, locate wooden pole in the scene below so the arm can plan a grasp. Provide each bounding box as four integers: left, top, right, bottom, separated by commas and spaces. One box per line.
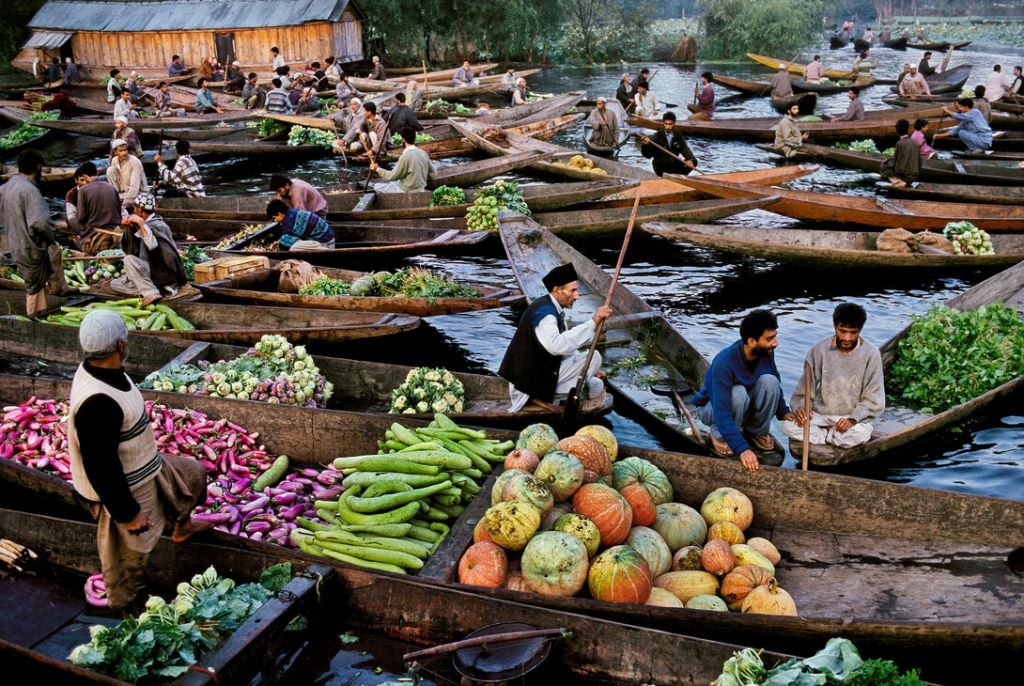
403, 628, 567, 662
801, 360, 812, 471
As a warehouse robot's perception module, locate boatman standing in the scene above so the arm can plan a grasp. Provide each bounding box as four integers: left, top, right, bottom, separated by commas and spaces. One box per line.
68, 309, 212, 612
499, 263, 612, 413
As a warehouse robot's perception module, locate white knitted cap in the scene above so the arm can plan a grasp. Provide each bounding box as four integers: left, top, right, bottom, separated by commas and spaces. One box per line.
111, 138, 128, 150
79, 309, 128, 353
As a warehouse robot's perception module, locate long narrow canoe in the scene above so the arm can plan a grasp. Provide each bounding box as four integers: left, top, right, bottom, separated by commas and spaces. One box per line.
884, 35, 910, 50
349, 68, 540, 93
627, 105, 949, 143
791, 76, 877, 93
1, 163, 76, 183
0, 509, 793, 686
710, 75, 818, 113
182, 139, 329, 159
830, 35, 850, 49
755, 141, 1024, 185
30, 295, 421, 345
907, 39, 971, 50
877, 180, 1024, 205
642, 222, 1024, 268
0, 105, 251, 136
379, 62, 498, 80
196, 265, 523, 316
747, 53, 857, 79
158, 179, 637, 222
0, 316, 607, 426
677, 175, 1024, 231
0, 376, 1019, 681
798, 260, 1024, 466
0, 509, 328, 686
933, 129, 1024, 152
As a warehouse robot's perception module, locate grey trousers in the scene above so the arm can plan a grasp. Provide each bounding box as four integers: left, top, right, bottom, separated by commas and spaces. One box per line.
110, 255, 160, 298
698, 375, 781, 441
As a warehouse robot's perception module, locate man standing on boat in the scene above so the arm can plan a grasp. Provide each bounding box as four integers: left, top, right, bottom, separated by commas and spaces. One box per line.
68, 309, 211, 612
772, 103, 809, 159
781, 303, 883, 449
831, 87, 865, 122
693, 310, 797, 472
110, 192, 188, 306
370, 128, 435, 193
640, 112, 696, 176
0, 150, 71, 317
934, 98, 993, 152
587, 97, 620, 149
770, 64, 794, 98
881, 119, 920, 188
500, 263, 612, 413
918, 52, 936, 77
270, 174, 328, 218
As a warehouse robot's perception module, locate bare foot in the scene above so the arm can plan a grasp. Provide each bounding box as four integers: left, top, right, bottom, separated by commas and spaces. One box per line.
171, 517, 215, 543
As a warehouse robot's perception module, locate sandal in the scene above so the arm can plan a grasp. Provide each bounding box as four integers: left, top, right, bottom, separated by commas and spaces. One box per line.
709, 436, 734, 458
750, 434, 776, 452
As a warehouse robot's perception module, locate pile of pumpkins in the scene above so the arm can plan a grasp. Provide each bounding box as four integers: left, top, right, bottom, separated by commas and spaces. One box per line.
457, 423, 798, 616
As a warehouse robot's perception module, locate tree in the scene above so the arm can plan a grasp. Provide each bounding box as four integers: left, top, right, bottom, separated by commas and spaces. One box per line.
567, 0, 610, 63
699, 0, 826, 60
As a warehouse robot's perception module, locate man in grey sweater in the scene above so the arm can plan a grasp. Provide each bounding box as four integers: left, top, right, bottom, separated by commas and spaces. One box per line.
781, 303, 884, 448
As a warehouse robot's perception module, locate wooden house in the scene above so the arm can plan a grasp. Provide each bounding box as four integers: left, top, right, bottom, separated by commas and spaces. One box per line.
15, 0, 365, 79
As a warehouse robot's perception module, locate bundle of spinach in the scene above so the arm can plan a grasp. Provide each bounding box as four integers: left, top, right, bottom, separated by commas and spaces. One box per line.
178, 245, 210, 282
258, 117, 287, 138
430, 185, 466, 207
69, 564, 292, 683
889, 303, 1024, 412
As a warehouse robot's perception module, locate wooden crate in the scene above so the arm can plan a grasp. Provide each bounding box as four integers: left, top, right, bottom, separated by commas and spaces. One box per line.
194, 255, 270, 284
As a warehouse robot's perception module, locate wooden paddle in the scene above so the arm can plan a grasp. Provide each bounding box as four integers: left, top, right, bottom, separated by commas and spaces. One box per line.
801, 360, 812, 471
562, 193, 642, 428
634, 133, 700, 174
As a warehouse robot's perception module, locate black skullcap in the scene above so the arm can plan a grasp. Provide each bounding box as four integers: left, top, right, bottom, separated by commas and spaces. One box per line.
542, 263, 578, 291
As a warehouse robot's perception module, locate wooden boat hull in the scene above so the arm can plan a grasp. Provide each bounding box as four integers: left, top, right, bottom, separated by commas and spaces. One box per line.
0, 375, 1021, 681
0, 105, 251, 137
907, 40, 971, 51
888, 64, 972, 95
184, 140, 329, 159
771, 92, 817, 114
747, 53, 856, 79
642, 221, 1024, 268
197, 266, 524, 316
711, 74, 820, 113
791, 77, 876, 94
830, 35, 850, 49
884, 35, 910, 50
877, 181, 1024, 205
677, 175, 1024, 231
853, 38, 871, 51
798, 261, 1024, 466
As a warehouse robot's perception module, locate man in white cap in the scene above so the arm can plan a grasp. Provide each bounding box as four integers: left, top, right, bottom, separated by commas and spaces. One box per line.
616, 73, 634, 109
587, 97, 620, 149
110, 191, 188, 305
499, 263, 612, 412
106, 139, 149, 208
770, 63, 794, 98
63, 57, 81, 86
69, 309, 211, 612
511, 77, 529, 106
226, 60, 246, 92
111, 116, 142, 157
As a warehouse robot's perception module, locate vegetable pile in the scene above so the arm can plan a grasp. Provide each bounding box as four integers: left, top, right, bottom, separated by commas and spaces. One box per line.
423, 98, 473, 116
141, 334, 334, 408
465, 180, 530, 232
430, 185, 466, 207
712, 638, 925, 686
62, 248, 125, 290
389, 367, 465, 415
69, 564, 292, 683
45, 298, 194, 332
459, 423, 797, 614
390, 131, 433, 146
292, 415, 511, 573
0, 111, 58, 151
287, 125, 336, 149
889, 302, 1024, 412
215, 223, 268, 250
257, 117, 287, 138
943, 220, 994, 255
179, 245, 211, 281
298, 267, 479, 299
551, 154, 610, 176
832, 139, 880, 154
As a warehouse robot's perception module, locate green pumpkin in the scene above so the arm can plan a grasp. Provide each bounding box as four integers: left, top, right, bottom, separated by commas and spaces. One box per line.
612, 457, 673, 505
534, 450, 585, 502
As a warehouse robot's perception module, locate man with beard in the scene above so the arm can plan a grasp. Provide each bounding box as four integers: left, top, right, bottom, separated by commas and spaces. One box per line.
693, 310, 797, 471
781, 303, 883, 450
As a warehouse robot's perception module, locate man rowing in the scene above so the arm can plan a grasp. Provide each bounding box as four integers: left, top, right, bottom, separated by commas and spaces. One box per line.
934, 98, 993, 152
587, 97, 620, 149
640, 112, 697, 177
499, 263, 611, 413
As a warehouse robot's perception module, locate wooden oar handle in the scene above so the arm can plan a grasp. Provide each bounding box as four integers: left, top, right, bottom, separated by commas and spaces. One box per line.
403, 628, 568, 661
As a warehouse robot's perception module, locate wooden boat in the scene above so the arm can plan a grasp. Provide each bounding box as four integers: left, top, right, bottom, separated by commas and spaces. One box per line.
770, 92, 817, 115
0, 510, 798, 686
0, 508, 328, 686
0, 105, 251, 137
380, 62, 498, 80
747, 52, 856, 79
877, 180, 1024, 205
582, 99, 630, 155
181, 139, 329, 159
710, 74, 819, 113
907, 39, 971, 51
888, 65, 972, 95
791, 76, 876, 93
798, 261, 1024, 466
1, 163, 75, 183
626, 105, 949, 143
883, 35, 910, 50
0, 316, 607, 426
349, 68, 539, 93
755, 141, 1024, 185
711, 73, 776, 96
676, 175, 1024, 231
934, 129, 1024, 152
853, 37, 871, 52
992, 100, 1024, 116
196, 264, 523, 317
991, 111, 1024, 130
830, 35, 850, 49
30, 295, 421, 345
158, 179, 637, 223
0, 375, 1020, 681
0, 120, 51, 155
642, 222, 1024, 268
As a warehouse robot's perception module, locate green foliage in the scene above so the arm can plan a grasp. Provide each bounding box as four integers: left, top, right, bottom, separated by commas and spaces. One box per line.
430, 185, 466, 207
390, 131, 433, 146
300, 268, 478, 299
287, 125, 336, 149
258, 118, 287, 138
699, 0, 826, 60
889, 303, 1024, 413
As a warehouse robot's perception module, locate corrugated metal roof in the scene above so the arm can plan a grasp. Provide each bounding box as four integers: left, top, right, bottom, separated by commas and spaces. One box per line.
23, 30, 74, 49
28, 0, 362, 32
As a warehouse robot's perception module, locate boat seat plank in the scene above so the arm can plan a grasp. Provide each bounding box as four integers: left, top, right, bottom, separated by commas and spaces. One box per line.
420, 471, 498, 581
0, 574, 84, 649
771, 531, 1022, 623
31, 615, 119, 663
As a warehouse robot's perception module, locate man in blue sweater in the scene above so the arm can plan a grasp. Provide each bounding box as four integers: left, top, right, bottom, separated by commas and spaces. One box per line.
693, 310, 796, 471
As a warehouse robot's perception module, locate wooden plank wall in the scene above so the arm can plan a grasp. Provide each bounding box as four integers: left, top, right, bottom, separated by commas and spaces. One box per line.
62, 21, 362, 71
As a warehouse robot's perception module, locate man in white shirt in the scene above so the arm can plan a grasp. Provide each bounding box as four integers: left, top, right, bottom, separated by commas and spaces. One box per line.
633, 83, 659, 118
271, 46, 286, 71
499, 263, 612, 412
985, 64, 1012, 102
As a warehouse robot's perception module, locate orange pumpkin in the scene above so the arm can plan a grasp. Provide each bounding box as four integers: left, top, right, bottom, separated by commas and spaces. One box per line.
619, 482, 657, 527
504, 570, 531, 593
588, 545, 652, 604
458, 541, 508, 588
720, 564, 774, 604
556, 435, 612, 483
706, 521, 746, 545
473, 517, 494, 544
572, 483, 632, 546
741, 578, 798, 616
504, 448, 540, 473
700, 539, 735, 576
